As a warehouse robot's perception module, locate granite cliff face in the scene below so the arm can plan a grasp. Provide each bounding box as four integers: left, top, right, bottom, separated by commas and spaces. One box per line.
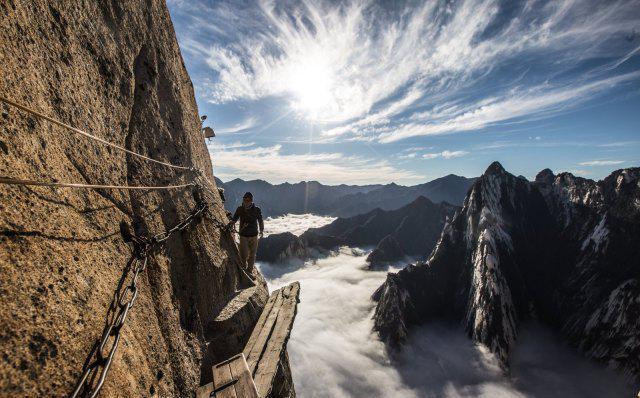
373, 162, 640, 379
0, 1, 293, 396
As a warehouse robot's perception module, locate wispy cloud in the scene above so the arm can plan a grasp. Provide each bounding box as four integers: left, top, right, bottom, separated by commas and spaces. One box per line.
398, 152, 418, 160
182, 0, 639, 139
578, 160, 626, 166
208, 143, 422, 184
569, 169, 591, 176
376, 71, 640, 143
423, 150, 469, 160
209, 141, 256, 149
598, 141, 640, 147
215, 116, 258, 134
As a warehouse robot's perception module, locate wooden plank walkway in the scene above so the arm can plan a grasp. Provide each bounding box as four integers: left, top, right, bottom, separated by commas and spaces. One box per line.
197, 282, 300, 398
196, 353, 258, 398
244, 282, 300, 397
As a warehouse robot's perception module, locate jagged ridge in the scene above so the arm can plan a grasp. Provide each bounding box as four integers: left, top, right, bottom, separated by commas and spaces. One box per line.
256, 196, 457, 265
373, 162, 640, 378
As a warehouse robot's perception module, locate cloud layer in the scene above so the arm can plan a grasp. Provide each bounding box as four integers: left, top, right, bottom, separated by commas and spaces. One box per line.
257, 214, 638, 398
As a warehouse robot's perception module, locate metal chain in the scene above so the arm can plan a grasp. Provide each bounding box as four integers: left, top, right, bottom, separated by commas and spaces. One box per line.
68, 198, 256, 397
189, 173, 238, 234
70, 252, 149, 398
70, 202, 209, 398
152, 202, 208, 244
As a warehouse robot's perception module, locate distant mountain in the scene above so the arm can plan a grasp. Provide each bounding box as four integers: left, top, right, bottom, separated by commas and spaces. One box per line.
365, 197, 457, 266
373, 162, 640, 379
215, 177, 381, 217
216, 174, 474, 218
256, 232, 309, 264
329, 174, 474, 217
256, 196, 457, 266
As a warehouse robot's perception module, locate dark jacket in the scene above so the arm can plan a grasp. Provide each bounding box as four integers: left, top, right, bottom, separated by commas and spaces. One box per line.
231, 204, 264, 237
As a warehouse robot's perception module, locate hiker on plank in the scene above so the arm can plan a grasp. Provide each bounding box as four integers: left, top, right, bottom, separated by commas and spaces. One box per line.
227, 192, 264, 270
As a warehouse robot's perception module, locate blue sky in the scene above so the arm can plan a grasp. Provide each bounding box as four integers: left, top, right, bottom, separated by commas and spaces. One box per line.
167, 0, 640, 185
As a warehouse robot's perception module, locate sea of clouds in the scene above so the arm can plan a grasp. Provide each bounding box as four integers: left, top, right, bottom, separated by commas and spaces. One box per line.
256, 214, 637, 398
263, 214, 337, 237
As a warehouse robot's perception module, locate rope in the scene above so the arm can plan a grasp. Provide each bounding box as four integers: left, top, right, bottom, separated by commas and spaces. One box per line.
0, 176, 194, 190
0, 96, 193, 171
2, 95, 254, 397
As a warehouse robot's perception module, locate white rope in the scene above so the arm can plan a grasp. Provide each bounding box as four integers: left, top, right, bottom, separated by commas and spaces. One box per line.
0, 176, 194, 190
0, 96, 193, 171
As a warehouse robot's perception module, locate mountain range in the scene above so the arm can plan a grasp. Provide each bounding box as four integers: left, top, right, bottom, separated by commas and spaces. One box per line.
372, 162, 640, 379
216, 174, 474, 218
256, 196, 457, 266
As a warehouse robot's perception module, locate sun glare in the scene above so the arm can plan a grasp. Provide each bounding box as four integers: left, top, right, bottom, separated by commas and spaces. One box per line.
288, 58, 335, 119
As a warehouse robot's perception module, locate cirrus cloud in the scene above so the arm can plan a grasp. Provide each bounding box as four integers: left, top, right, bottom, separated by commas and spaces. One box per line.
578, 160, 626, 166
178, 0, 640, 139
423, 150, 470, 160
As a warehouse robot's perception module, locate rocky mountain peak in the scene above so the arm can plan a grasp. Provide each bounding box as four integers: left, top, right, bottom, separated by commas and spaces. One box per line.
602, 167, 640, 196
406, 195, 433, 208
535, 168, 555, 184
600, 167, 640, 218
373, 164, 640, 380
484, 161, 507, 176
463, 161, 529, 223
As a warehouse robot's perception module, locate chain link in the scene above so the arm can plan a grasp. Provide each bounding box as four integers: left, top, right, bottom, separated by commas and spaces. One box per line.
70, 201, 209, 398
3, 93, 244, 397
152, 202, 208, 244
69, 253, 148, 398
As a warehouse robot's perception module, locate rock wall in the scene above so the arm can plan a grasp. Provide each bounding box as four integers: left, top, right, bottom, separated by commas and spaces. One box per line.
0, 1, 291, 396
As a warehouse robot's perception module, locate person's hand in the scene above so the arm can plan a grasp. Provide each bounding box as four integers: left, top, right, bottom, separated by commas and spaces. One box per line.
259, 231, 264, 239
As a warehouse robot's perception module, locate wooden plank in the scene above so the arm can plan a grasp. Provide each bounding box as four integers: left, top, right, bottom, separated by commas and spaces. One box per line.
244, 289, 285, 374
197, 283, 300, 398
213, 361, 237, 398
228, 353, 259, 398
242, 287, 280, 360
196, 382, 214, 398
252, 283, 300, 397
244, 289, 283, 374
251, 286, 281, 335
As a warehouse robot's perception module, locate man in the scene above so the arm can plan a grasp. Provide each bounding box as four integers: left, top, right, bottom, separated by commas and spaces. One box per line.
227, 192, 264, 271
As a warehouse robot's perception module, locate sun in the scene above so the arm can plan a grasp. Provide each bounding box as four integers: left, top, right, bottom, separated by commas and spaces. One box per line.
288, 58, 335, 119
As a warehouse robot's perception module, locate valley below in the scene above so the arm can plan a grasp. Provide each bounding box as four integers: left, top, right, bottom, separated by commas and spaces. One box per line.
256, 214, 637, 398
